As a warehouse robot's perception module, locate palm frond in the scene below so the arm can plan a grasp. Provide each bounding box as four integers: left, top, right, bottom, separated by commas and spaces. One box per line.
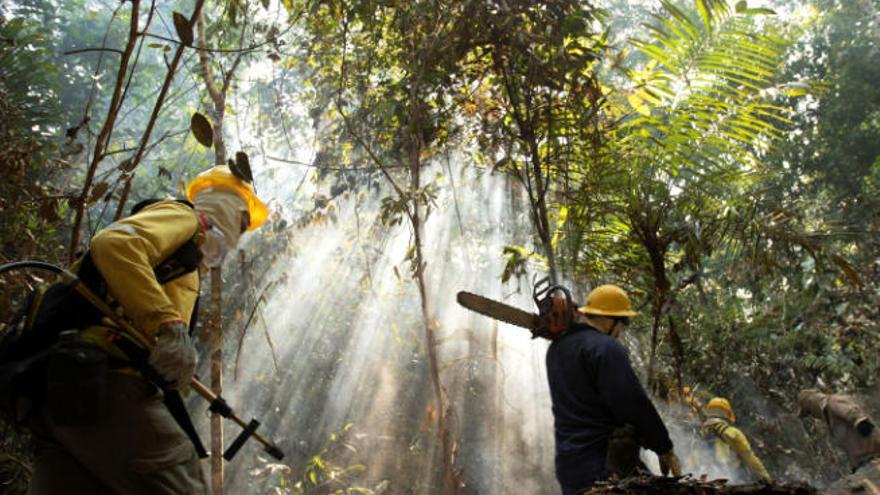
620, 0, 794, 176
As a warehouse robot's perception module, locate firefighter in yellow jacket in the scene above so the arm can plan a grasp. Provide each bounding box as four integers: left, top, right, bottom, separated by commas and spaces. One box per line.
28, 165, 268, 495
700, 397, 772, 482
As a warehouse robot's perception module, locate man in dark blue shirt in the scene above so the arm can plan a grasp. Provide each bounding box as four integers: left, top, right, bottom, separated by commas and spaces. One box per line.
546, 284, 681, 494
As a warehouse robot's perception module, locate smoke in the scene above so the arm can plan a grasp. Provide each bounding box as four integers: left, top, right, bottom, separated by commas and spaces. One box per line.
192, 164, 562, 493
191, 158, 823, 492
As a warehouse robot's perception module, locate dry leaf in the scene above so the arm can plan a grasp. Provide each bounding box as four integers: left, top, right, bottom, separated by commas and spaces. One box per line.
190, 112, 214, 148
172, 12, 193, 46
88, 182, 109, 204
231, 151, 254, 183
118, 158, 136, 172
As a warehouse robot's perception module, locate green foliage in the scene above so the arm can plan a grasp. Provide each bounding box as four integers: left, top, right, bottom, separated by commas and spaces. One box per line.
0, 13, 67, 263
0, 449, 30, 495
465, 1, 608, 278
624, 0, 790, 172
772, 0, 880, 227
254, 424, 378, 495
500, 245, 545, 283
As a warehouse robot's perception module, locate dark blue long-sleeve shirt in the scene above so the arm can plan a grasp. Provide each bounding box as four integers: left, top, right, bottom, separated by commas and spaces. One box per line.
546, 323, 673, 493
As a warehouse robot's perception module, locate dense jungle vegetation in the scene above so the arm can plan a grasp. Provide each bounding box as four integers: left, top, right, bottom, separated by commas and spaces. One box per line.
0, 0, 878, 493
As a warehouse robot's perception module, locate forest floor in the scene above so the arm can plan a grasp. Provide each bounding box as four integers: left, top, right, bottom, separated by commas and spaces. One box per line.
587, 475, 817, 494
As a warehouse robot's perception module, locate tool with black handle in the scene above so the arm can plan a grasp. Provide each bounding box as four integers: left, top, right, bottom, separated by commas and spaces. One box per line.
0, 261, 284, 461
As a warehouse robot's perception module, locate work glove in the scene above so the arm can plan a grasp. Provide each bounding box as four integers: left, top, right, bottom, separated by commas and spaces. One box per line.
658, 450, 682, 477
148, 320, 197, 390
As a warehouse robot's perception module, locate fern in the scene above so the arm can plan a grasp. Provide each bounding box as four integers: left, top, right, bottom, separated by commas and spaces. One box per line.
620, 0, 795, 174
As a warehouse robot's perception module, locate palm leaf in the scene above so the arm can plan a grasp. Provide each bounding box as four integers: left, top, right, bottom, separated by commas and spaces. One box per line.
620, 0, 798, 175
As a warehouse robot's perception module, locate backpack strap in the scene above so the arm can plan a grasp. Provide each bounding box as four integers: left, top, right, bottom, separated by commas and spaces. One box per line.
130, 198, 195, 215
135, 199, 203, 285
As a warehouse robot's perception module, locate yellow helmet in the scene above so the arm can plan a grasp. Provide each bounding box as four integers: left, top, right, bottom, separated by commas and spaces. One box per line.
186, 165, 268, 231
705, 397, 736, 423
579, 285, 637, 317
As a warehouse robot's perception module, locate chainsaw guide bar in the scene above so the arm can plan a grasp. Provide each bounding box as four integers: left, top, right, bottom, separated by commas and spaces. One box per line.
456, 291, 538, 331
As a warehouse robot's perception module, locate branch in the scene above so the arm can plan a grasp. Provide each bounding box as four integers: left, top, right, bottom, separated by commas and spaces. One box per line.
79, 3, 126, 142
115, 0, 159, 135
103, 128, 187, 158
258, 310, 280, 374
233, 281, 280, 380
196, 10, 222, 107
140, 23, 292, 54
116, 0, 207, 200
69, 0, 142, 262
113, 177, 133, 221
266, 155, 408, 171
333, 14, 405, 198
64, 47, 124, 56
221, 14, 248, 97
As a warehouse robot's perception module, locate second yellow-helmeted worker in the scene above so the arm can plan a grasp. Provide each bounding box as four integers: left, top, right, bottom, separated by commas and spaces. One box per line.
700, 397, 772, 482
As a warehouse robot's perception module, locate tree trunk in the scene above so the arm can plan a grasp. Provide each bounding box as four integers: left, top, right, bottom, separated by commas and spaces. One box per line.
529, 145, 558, 282
667, 314, 684, 393
195, 12, 248, 492
643, 230, 669, 393
210, 266, 224, 495
412, 213, 457, 493
647, 290, 664, 394
408, 90, 458, 493
196, 9, 227, 166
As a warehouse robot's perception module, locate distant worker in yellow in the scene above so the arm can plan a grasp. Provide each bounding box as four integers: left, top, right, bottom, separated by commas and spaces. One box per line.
700, 397, 772, 482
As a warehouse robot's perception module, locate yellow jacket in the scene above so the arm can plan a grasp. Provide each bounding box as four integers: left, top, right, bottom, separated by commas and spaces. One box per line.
89, 200, 202, 340
701, 417, 771, 482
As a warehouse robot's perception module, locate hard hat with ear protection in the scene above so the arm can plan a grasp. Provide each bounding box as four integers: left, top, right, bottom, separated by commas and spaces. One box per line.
185, 165, 268, 230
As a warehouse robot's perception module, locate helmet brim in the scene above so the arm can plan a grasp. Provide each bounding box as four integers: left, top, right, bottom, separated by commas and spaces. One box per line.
578, 306, 638, 317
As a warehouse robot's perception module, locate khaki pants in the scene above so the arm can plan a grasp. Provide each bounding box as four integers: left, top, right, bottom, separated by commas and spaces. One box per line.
27, 373, 208, 495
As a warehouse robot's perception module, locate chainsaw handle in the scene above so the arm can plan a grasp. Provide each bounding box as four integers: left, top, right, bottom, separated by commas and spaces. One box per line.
532, 277, 578, 339
533, 276, 576, 308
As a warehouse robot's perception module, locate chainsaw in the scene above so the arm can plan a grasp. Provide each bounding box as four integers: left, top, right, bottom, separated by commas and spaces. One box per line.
456, 277, 579, 340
